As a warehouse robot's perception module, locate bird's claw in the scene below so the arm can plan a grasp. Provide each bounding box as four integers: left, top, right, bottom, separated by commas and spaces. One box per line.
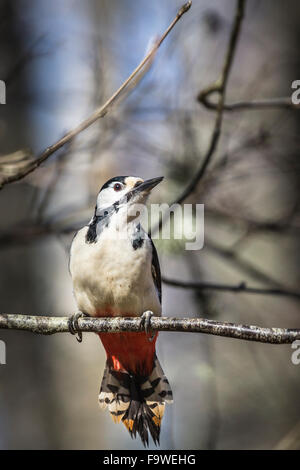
140, 311, 155, 342
68, 311, 87, 343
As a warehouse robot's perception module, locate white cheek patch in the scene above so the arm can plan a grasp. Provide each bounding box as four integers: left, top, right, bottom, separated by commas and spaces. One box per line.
96, 187, 127, 210
96, 177, 144, 212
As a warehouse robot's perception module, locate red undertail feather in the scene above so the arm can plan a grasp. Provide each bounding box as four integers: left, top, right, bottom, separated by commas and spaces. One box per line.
98, 331, 173, 446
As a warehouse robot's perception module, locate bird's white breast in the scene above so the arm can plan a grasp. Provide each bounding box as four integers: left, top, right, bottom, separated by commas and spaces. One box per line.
69, 224, 161, 318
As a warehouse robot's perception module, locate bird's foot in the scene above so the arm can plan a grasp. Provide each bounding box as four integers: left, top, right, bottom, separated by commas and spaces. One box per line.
68, 311, 88, 343
140, 311, 155, 342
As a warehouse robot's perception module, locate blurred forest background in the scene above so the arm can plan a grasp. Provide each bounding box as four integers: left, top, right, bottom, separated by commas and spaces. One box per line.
0, 0, 300, 450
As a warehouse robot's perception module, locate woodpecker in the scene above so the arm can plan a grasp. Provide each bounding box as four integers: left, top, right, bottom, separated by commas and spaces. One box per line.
69, 176, 173, 446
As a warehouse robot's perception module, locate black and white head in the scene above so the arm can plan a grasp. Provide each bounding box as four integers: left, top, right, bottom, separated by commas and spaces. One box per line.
86, 176, 163, 244
95, 176, 163, 215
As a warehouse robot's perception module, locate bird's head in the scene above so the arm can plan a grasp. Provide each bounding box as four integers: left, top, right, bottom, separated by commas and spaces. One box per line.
95, 176, 163, 218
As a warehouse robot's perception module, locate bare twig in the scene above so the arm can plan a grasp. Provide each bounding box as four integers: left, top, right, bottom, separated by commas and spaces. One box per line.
0, 1, 192, 191
274, 420, 300, 450
1, 221, 300, 301
0, 313, 299, 344
151, 0, 246, 235
199, 96, 299, 112
205, 238, 289, 288
162, 276, 300, 300
4, 34, 50, 86
206, 207, 300, 237
177, 0, 246, 204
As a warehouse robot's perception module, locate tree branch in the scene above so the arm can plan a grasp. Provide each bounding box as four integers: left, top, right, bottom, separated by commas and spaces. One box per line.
0, 313, 299, 344
162, 276, 300, 300
199, 96, 299, 112
206, 207, 300, 237
205, 238, 290, 289
0, 1, 192, 191
2, 221, 300, 301
151, 0, 246, 236
175, 0, 246, 204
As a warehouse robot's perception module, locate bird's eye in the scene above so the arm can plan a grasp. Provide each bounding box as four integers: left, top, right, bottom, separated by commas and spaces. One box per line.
113, 183, 122, 192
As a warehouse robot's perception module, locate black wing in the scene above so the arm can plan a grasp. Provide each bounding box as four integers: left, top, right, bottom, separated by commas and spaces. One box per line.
149, 237, 162, 304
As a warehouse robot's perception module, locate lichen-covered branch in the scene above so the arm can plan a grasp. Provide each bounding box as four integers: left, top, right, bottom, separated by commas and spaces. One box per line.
0, 313, 299, 344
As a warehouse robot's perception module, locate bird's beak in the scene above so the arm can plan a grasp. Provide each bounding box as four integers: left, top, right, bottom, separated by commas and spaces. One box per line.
115, 177, 164, 211
132, 176, 164, 194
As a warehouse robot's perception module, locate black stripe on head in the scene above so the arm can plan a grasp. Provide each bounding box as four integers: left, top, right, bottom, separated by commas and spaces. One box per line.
86, 176, 143, 245
86, 217, 98, 243
85, 209, 110, 244
100, 176, 128, 191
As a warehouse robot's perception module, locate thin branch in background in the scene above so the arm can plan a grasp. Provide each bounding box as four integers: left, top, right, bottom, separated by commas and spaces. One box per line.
151, 0, 246, 236
0, 1, 192, 191
199, 96, 299, 112
274, 420, 300, 450
162, 276, 300, 300
206, 207, 300, 237
1, 220, 300, 301
4, 34, 50, 87
0, 313, 299, 344
33, 144, 73, 222
205, 238, 290, 289
177, 0, 246, 205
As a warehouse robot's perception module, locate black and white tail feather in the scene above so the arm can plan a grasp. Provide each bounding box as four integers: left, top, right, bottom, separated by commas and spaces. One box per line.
98, 355, 173, 446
